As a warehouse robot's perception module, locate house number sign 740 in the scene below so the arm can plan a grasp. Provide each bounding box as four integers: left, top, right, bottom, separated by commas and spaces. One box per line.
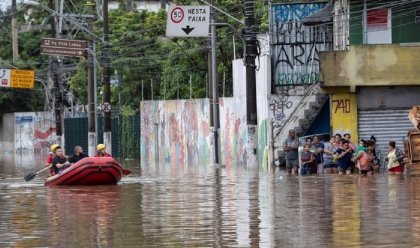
332, 99, 351, 113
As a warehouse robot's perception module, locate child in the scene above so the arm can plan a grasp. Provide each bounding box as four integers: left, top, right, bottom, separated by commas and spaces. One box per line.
300, 144, 314, 175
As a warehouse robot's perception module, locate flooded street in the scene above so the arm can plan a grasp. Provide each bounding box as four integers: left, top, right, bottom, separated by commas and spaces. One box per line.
1, 154, 420, 247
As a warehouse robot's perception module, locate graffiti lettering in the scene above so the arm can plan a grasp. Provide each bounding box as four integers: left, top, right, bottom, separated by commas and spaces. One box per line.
271, 3, 332, 87
269, 90, 293, 141
332, 99, 351, 113
272, 3, 327, 22
277, 72, 319, 85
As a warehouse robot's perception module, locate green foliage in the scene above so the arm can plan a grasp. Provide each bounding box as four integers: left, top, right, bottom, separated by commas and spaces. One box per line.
120, 105, 137, 159
0, 7, 49, 117
1, 1, 270, 115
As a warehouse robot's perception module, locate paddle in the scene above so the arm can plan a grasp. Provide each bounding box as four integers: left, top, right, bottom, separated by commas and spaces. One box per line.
122, 168, 132, 176
24, 165, 52, 182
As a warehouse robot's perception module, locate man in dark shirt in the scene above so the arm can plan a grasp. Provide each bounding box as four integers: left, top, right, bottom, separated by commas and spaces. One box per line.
52, 148, 71, 175
334, 140, 354, 175
69, 146, 88, 164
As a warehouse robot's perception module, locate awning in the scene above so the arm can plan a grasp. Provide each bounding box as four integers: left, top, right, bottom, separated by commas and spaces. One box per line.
302, 4, 333, 25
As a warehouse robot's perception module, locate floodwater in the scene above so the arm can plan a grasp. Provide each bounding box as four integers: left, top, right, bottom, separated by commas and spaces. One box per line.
1, 154, 420, 247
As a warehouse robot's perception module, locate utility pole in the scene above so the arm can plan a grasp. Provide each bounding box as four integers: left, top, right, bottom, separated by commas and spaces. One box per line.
244, 0, 258, 166
48, 0, 63, 147
103, 0, 112, 154
210, 0, 219, 165
87, 1, 96, 156
12, 0, 19, 63
126, 0, 133, 12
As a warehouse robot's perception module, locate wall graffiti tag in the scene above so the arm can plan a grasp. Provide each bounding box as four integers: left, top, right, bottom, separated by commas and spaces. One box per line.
272, 3, 327, 22
271, 3, 332, 87
269, 90, 294, 139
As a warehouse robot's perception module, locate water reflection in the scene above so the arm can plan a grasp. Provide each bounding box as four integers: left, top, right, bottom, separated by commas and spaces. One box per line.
1, 155, 420, 247
46, 186, 121, 247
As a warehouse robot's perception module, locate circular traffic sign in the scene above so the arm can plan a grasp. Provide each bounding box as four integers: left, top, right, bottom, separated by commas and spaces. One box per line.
170, 7, 184, 24
101, 102, 112, 113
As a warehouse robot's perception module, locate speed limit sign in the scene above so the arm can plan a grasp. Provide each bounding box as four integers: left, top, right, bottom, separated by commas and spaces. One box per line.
171, 7, 184, 23
165, 6, 210, 37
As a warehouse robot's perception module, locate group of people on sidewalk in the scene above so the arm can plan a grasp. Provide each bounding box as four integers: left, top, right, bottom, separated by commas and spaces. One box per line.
45, 144, 112, 176
283, 130, 405, 176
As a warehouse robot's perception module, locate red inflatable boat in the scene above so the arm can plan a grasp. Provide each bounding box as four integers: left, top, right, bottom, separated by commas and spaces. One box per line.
45, 157, 124, 186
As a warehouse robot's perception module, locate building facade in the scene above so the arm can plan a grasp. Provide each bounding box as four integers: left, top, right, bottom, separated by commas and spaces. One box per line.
320, 0, 420, 157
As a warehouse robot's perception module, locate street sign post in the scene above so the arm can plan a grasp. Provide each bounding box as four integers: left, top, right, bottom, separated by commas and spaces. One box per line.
166, 6, 210, 37
40, 37, 87, 57
0, 69, 35, 89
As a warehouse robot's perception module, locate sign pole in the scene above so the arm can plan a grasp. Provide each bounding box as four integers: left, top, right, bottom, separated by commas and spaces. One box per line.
210, 0, 219, 165
245, 0, 258, 167
103, 0, 112, 155
87, 1, 96, 157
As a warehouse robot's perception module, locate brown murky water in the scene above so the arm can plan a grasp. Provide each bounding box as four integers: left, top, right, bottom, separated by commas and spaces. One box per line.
1, 153, 420, 247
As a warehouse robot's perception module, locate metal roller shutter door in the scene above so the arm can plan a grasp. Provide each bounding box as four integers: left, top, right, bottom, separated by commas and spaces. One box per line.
358, 109, 412, 160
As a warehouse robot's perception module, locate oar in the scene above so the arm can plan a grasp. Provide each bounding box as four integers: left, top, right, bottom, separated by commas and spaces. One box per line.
24, 165, 52, 182
122, 168, 131, 176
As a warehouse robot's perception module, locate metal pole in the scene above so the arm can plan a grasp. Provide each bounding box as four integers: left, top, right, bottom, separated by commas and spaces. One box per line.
151, 78, 154, 100
87, 1, 96, 156
190, 75, 192, 99
93, 43, 98, 145
58, 0, 64, 34
49, 0, 63, 147
210, 0, 219, 164
232, 35, 236, 60
245, 0, 258, 166
142, 80, 144, 101
163, 79, 166, 100
205, 73, 209, 99
177, 79, 179, 99
12, 0, 19, 63
103, 0, 112, 154
223, 72, 225, 97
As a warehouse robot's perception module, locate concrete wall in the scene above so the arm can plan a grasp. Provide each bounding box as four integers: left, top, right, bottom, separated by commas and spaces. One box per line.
140, 99, 211, 168
140, 55, 272, 168
1, 113, 15, 152
1, 112, 56, 154
320, 45, 420, 89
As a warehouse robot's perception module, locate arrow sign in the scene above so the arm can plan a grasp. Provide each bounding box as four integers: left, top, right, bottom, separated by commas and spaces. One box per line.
182, 25, 195, 35
40, 37, 86, 58
166, 6, 210, 37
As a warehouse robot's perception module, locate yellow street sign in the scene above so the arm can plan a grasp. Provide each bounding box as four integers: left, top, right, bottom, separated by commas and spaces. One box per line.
1, 69, 35, 89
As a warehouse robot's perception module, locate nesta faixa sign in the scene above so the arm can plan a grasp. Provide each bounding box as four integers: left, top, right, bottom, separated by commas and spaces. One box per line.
166, 5, 210, 37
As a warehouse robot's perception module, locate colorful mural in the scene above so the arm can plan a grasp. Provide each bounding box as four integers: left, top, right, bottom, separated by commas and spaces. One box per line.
140, 99, 211, 168
14, 112, 56, 154
140, 97, 269, 169
331, 93, 358, 142
219, 97, 248, 168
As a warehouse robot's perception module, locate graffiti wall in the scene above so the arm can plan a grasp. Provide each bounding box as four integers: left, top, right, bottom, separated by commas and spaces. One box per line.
271, 2, 332, 87
141, 56, 272, 169
13, 112, 56, 153
331, 93, 358, 142
140, 99, 211, 169
219, 97, 248, 168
